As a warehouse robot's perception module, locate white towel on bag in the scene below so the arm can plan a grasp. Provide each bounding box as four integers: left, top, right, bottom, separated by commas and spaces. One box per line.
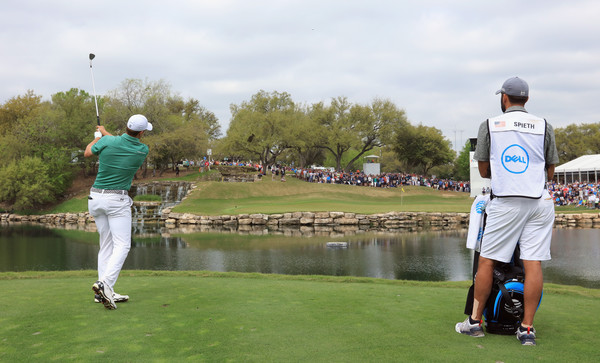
466, 194, 490, 251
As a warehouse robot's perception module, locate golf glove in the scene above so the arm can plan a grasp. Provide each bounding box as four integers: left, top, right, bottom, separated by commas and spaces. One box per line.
94, 131, 102, 139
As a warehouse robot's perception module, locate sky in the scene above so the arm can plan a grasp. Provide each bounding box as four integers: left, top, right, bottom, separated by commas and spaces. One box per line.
2, 0, 600, 151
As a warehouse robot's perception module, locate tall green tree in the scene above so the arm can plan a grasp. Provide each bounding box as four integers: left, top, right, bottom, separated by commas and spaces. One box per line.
554, 123, 600, 162
289, 103, 327, 168
0, 79, 220, 210
343, 99, 408, 171
51, 88, 99, 175
167, 96, 221, 140
0, 156, 55, 211
393, 123, 455, 175
315, 97, 407, 171
0, 90, 43, 136
224, 90, 298, 167
453, 140, 471, 181
314, 96, 354, 171
103, 78, 172, 133
144, 124, 207, 175
101, 78, 215, 177
0, 95, 75, 210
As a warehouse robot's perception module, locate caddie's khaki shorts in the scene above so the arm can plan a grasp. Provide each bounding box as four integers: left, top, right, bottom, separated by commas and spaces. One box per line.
480, 190, 554, 263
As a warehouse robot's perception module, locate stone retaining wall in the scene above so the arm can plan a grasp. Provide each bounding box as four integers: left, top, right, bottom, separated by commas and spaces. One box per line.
160, 210, 471, 229
2, 211, 600, 229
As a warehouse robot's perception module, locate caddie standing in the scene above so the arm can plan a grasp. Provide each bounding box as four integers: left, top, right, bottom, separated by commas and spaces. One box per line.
84, 114, 152, 310
455, 77, 559, 345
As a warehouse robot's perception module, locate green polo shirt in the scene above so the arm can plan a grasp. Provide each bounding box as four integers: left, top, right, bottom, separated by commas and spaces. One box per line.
91, 134, 149, 190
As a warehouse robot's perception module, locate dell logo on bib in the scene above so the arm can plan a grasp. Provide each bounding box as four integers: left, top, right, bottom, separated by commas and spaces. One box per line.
505, 155, 526, 163
501, 144, 529, 174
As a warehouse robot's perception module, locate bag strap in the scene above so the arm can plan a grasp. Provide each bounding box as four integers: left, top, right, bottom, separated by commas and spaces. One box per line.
497, 282, 523, 318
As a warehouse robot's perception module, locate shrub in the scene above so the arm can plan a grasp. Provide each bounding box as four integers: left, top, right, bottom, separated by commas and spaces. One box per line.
0, 156, 55, 210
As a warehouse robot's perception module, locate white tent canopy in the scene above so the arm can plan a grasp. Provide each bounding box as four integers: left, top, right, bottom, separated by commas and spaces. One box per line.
555, 154, 600, 184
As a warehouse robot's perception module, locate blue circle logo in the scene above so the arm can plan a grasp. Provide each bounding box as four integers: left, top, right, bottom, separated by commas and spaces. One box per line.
501, 144, 529, 174
475, 201, 486, 214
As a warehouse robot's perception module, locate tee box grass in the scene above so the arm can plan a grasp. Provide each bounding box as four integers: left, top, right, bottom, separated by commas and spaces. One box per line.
0, 271, 599, 362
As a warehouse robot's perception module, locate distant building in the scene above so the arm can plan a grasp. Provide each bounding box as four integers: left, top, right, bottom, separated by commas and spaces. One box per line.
469, 138, 491, 197
363, 155, 380, 176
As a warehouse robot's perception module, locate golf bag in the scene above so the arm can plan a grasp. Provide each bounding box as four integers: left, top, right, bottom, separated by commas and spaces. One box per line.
464, 230, 541, 335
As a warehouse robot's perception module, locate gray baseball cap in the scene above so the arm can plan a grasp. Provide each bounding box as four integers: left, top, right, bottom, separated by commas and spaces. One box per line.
495, 77, 529, 98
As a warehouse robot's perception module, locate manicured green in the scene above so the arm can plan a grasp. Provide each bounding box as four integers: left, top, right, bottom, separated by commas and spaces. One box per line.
0, 271, 598, 362
173, 177, 474, 215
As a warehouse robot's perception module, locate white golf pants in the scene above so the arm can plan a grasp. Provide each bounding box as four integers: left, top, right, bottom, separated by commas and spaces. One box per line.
88, 191, 133, 289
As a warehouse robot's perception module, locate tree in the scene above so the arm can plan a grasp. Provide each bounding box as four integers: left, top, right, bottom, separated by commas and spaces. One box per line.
0, 79, 220, 210
342, 99, 408, 171
0, 156, 55, 211
103, 78, 172, 134
380, 146, 403, 172
453, 140, 472, 181
102, 78, 215, 177
167, 96, 222, 140
554, 123, 600, 162
51, 88, 99, 175
315, 97, 408, 171
393, 123, 455, 175
224, 90, 297, 167
313, 96, 354, 171
287, 104, 327, 168
51, 88, 97, 149
144, 125, 207, 175
0, 90, 43, 136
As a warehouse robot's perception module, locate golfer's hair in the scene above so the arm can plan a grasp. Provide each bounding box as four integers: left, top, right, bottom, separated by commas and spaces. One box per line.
126, 127, 142, 137
507, 95, 528, 105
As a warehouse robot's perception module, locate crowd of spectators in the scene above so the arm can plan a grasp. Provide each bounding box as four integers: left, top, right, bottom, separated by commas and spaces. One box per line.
548, 181, 600, 208
197, 160, 600, 207
294, 168, 470, 193
202, 160, 600, 208
211, 162, 471, 193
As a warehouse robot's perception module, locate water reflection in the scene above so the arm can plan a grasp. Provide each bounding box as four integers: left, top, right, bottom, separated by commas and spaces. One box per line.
0, 224, 598, 288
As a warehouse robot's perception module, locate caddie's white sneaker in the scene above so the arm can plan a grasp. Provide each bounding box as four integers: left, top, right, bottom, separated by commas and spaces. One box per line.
92, 280, 117, 310
516, 325, 536, 346
455, 317, 485, 337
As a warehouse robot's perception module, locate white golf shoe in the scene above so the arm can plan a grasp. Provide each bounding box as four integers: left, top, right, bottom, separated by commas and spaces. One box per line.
94, 292, 129, 303
92, 280, 117, 310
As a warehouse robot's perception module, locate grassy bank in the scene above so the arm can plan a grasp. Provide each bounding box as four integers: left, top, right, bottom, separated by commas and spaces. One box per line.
44, 174, 596, 216
1, 271, 598, 362
173, 177, 473, 215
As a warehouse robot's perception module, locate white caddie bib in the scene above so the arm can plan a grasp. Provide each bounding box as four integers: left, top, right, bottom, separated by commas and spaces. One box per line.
488, 112, 546, 198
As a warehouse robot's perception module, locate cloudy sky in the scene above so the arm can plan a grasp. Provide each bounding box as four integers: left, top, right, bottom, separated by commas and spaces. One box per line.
2, 0, 600, 150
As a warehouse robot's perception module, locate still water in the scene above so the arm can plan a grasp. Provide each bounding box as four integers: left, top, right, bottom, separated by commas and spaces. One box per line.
0, 224, 598, 288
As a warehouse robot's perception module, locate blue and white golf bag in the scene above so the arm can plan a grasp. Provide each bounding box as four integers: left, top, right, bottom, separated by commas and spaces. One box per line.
465, 244, 543, 335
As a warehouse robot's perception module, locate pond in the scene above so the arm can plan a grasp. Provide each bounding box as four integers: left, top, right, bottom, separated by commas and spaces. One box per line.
0, 224, 598, 288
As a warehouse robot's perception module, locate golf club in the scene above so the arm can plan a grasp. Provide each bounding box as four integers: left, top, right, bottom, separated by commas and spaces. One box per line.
89, 53, 100, 125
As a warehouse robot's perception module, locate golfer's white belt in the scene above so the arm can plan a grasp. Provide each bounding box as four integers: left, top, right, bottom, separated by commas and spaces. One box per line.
90, 187, 128, 195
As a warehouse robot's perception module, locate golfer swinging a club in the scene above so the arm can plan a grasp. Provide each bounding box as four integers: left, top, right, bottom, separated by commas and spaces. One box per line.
84, 115, 152, 309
